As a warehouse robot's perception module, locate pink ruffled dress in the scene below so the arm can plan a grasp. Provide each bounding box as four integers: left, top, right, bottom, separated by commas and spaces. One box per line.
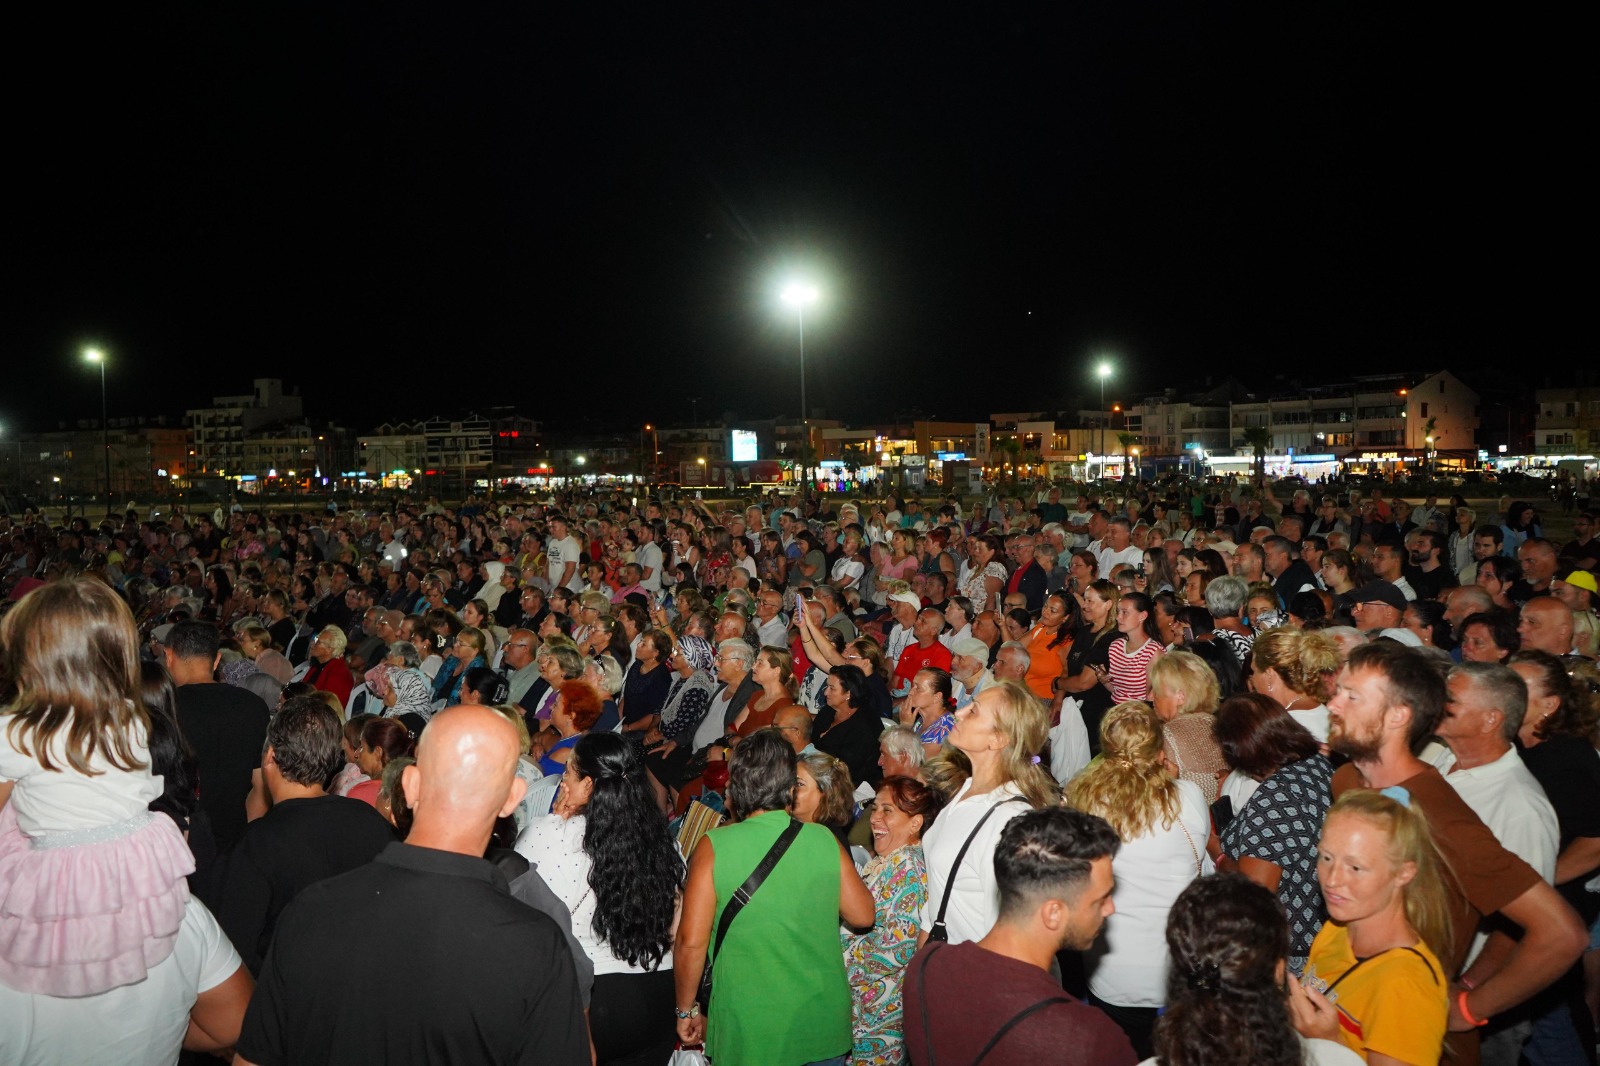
0, 718, 195, 997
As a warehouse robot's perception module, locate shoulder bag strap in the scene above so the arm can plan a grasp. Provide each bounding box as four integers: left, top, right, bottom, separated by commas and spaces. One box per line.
971, 997, 1073, 1066
709, 816, 804, 961
915, 942, 948, 1066
930, 797, 1025, 938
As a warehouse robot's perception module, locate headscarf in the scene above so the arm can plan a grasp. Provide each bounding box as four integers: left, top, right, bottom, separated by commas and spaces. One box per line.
659, 634, 717, 739
479, 561, 507, 612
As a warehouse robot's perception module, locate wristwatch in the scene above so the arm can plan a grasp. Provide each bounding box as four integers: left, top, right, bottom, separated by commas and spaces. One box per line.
675, 1003, 701, 1020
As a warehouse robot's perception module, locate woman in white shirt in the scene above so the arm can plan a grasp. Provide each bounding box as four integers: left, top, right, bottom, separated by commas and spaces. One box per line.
917, 680, 1057, 946
1065, 702, 1210, 1060
515, 732, 682, 1066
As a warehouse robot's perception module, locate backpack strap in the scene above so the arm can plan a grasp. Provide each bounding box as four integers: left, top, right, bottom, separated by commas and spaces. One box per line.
972, 997, 1072, 1066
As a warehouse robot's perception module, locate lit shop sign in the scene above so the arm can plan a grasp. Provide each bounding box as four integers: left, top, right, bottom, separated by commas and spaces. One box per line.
1292, 454, 1336, 463
1358, 452, 1400, 461
935, 451, 967, 460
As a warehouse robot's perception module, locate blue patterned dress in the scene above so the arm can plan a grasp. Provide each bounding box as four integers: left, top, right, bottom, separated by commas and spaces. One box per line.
842, 844, 928, 1065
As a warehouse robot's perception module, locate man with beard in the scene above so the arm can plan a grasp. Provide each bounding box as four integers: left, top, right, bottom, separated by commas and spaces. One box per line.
1326, 642, 1586, 1058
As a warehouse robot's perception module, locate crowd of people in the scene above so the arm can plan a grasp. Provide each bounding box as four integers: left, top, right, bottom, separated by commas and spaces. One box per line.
0, 477, 1598, 1065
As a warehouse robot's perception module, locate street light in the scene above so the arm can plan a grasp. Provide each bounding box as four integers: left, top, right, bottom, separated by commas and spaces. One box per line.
781, 282, 820, 497
1096, 362, 1113, 466
83, 347, 110, 506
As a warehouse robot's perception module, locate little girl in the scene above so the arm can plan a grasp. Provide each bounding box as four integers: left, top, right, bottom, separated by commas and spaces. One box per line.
0, 576, 195, 996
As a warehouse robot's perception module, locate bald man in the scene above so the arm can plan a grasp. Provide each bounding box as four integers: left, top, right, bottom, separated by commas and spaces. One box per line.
774, 703, 815, 755
1517, 596, 1575, 658
235, 706, 587, 1066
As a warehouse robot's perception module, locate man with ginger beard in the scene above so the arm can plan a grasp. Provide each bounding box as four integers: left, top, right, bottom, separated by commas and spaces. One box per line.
234, 706, 586, 1066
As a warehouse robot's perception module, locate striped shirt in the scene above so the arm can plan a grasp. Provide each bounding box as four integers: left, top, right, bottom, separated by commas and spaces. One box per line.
1107, 636, 1161, 703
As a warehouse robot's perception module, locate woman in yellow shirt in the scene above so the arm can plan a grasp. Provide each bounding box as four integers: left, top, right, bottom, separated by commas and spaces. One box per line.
1290, 789, 1450, 1066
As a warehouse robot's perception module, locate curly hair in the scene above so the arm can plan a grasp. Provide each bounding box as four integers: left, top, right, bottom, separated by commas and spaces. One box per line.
1509, 650, 1600, 744
1154, 874, 1306, 1066
571, 733, 682, 971
1065, 701, 1181, 841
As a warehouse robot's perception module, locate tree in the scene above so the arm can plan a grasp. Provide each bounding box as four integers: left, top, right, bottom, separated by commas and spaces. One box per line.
996, 438, 1023, 482
841, 442, 868, 484
1242, 426, 1272, 486
1116, 433, 1139, 481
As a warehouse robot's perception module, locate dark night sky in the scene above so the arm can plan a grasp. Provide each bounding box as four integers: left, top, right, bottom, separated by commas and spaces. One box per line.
6, 5, 1585, 436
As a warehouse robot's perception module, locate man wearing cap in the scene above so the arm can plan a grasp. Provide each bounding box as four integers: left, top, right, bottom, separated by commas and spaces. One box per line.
893, 608, 952, 700
1551, 569, 1597, 615
1350, 581, 1407, 634
883, 591, 922, 676
948, 637, 995, 710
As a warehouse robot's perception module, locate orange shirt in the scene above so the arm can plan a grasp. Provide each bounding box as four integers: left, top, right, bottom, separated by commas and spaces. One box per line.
1023, 624, 1069, 702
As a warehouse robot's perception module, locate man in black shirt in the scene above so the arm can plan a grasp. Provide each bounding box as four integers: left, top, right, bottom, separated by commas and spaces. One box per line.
235, 705, 586, 1066
208, 697, 395, 973
166, 621, 272, 853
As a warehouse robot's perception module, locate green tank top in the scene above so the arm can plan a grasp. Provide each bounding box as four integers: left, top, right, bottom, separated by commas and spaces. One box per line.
707, 810, 851, 1064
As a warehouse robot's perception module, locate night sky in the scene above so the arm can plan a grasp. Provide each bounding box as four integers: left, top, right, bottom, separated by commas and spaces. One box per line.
7, 5, 1583, 436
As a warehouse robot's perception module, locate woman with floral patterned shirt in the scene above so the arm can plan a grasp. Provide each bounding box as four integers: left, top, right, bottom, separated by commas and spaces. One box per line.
843, 777, 944, 1064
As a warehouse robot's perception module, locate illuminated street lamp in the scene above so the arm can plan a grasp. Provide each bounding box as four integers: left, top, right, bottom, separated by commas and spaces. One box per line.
83, 346, 110, 505
781, 282, 820, 496
1096, 361, 1113, 463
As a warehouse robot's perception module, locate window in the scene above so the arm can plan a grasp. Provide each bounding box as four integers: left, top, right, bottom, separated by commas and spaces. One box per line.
1420, 403, 1429, 417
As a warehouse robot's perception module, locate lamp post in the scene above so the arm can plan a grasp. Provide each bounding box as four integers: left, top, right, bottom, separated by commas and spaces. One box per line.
1096, 362, 1112, 469
83, 347, 110, 507
782, 283, 819, 497
641, 424, 651, 482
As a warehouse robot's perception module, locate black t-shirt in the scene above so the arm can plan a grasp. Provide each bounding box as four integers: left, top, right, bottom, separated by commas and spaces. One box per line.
1521, 734, 1600, 921
175, 682, 272, 853
903, 941, 1136, 1066
208, 795, 396, 973
812, 702, 886, 787
1066, 625, 1117, 747
237, 842, 587, 1066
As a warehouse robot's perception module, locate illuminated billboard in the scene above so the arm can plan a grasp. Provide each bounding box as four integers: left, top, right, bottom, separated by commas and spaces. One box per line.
730, 429, 759, 462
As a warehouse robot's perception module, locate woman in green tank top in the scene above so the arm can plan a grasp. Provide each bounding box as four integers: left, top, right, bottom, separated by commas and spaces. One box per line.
674, 729, 876, 1065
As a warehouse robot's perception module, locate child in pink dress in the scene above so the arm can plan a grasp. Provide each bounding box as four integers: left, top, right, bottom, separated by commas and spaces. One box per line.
0, 577, 195, 997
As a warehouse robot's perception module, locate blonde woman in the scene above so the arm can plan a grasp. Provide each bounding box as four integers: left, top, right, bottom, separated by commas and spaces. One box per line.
916, 681, 1056, 948
1249, 627, 1340, 742
1148, 651, 1228, 804
1291, 790, 1451, 1066
1065, 702, 1210, 1059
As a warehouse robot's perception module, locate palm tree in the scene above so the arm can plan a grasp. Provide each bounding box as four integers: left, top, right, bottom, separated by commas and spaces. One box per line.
1116, 433, 1139, 481
1242, 426, 1272, 486
841, 442, 868, 485
996, 438, 1023, 482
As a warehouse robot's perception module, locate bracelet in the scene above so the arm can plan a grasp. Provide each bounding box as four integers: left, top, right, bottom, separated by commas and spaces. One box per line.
675, 1002, 700, 1020
1457, 989, 1487, 1028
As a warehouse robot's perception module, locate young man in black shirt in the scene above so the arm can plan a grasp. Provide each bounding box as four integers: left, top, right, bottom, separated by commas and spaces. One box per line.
207, 698, 395, 974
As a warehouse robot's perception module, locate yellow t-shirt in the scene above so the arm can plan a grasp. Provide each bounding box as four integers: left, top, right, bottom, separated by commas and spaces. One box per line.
1302, 922, 1447, 1065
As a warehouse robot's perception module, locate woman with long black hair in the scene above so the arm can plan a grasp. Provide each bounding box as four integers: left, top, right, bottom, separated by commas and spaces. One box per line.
515, 732, 683, 1066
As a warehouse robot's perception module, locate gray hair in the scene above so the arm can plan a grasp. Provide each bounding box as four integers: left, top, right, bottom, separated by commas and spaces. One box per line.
586, 653, 625, 696
1205, 575, 1249, 619
1448, 662, 1528, 743
998, 640, 1032, 671
1456, 506, 1477, 527
387, 641, 421, 668
718, 639, 756, 670
878, 724, 927, 769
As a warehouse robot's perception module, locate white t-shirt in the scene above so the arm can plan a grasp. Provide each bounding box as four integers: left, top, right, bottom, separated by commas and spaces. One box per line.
514, 814, 672, 976
1288, 705, 1330, 742
0, 722, 160, 836
0, 895, 241, 1066
547, 535, 584, 592
831, 556, 865, 590
1066, 510, 1093, 549
636, 540, 665, 594
918, 780, 1032, 944
692, 689, 735, 752
1097, 545, 1144, 579
1140, 1036, 1361, 1066
1086, 778, 1211, 1007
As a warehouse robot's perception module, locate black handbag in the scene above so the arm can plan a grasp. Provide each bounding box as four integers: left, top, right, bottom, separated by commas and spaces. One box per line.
697, 817, 803, 1005
927, 799, 1023, 943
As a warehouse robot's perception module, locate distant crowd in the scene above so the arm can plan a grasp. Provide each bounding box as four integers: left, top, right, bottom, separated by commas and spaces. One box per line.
1, 478, 1598, 1066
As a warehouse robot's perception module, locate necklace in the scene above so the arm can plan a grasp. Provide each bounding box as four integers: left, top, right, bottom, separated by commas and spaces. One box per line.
1283, 695, 1319, 712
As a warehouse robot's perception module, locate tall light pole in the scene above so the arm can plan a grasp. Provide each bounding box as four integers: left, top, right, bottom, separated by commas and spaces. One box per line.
782, 283, 820, 497
1096, 361, 1112, 476
83, 347, 110, 506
